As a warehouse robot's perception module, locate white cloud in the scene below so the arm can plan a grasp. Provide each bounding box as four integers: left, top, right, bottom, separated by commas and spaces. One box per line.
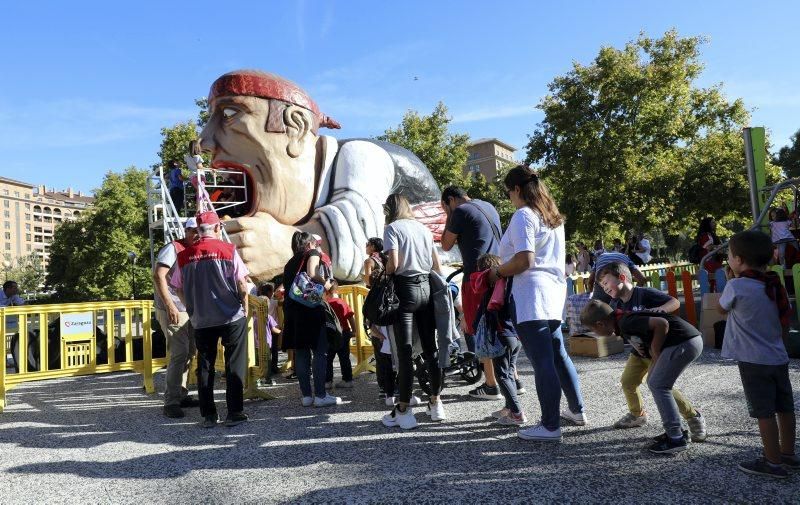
0, 99, 196, 149
452, 104, 538, 123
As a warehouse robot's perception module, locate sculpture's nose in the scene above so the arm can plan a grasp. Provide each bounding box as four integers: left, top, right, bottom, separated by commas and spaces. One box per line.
199, 123, 216, 156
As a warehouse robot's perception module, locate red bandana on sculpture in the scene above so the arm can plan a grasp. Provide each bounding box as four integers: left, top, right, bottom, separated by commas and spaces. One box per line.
209, 69, 341, 130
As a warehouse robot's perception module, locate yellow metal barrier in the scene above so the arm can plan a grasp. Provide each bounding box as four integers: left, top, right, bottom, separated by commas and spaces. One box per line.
1, 300, 160, 412
337, 285, 375, 376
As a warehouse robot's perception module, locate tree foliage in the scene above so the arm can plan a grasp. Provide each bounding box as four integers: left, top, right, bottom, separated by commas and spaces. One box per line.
2, 253, 45, 293
47, 167, 152, 301
156, 120, 198, 172
775, 128, 800, 179
526, 30, 763, 242
378, 102, 471, 191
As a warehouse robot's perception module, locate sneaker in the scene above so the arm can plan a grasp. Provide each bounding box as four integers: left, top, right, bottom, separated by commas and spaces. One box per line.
378, 392, 387, 400
382, 407, 418, 430
648, 436, 689, 455
179, 396, 200, 408
314, 394, 343, 407
385, 396, 397, 407
781, 453, 800, 471
497, 412, 527, 426
515, 379, 526, 395
613, 412, 647, 429
469, 384, 503, 400
200, 414, 219, 428
325, 381, 334, 390
335, 380, 354, 389
163, 405, 185, 419
686, 411, 707, 442
738, 458, 789, 479
285, 372, 298, 381
652, 430, 690, 444
301, 396, 314, 407
426, 400, 447, 421
518, 423, 562, 442
224, 412, 248, 427
492, 408, 511, 419
560, 409, 587, 426
408, 395, 423, 407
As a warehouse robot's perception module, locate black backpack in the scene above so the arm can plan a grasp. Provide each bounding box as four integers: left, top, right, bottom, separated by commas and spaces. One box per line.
362, 272, 399, 326
687, 243, 703, 264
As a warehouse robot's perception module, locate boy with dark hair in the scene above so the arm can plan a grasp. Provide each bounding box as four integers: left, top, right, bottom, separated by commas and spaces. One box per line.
325, 279, 356, 390
596, 262, 706, 440
581, 299, 704, 454
718, 230, 797, 478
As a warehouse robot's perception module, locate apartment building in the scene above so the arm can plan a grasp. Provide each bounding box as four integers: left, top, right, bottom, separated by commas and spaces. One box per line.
0, 176, 94, 269
464, 138, 518, 181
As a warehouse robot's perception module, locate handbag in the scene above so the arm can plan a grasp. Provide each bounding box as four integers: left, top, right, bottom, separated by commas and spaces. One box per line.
288, 253, 325, 308
362, 271, 399, 325
474, 311, 506, 359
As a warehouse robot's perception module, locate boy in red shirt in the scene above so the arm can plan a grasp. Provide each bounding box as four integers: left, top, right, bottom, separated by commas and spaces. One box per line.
325, 279, 356, 389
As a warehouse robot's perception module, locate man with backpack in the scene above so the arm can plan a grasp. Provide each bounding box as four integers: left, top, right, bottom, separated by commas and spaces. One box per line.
441, 186, 525, 400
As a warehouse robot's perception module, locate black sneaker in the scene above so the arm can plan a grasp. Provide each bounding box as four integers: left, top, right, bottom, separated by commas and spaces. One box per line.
200, 414, 219, 428
782, 453, 800, 471
180, 396, 200, 408
163, 405, 185, 418
648, 435, 688, 455
738, 458, 789, 479
285, 372, 298, 381
652, 430, 690, 444
224, 412, 249, 427
469, 383, 502, 400
515, 379, 526, 395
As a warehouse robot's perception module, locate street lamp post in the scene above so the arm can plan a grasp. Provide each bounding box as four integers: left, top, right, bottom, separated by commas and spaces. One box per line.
127, 252, 137, 300
2, 259, 11, 282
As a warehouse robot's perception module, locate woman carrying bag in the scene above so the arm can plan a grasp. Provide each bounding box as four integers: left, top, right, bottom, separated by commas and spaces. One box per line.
282, 231, 341, 407
381, 193, 446, 430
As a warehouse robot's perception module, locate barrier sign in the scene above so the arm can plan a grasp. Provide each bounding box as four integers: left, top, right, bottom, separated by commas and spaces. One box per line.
61, 311, 94, 339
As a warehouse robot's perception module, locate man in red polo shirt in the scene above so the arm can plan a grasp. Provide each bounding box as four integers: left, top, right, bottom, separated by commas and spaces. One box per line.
171, 211, 251, 428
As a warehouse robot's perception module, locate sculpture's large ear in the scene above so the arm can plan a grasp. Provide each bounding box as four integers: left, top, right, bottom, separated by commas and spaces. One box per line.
284, 105, 313, 158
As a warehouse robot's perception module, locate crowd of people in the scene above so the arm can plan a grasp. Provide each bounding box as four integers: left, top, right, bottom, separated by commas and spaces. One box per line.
149, 163, 797, 479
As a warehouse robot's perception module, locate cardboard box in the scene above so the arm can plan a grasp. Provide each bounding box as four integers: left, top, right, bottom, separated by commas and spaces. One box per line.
568, 332, 625, 358
699, 293, 726, 348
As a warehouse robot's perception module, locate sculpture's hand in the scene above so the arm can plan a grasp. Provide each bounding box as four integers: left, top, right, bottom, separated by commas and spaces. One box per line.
223, 212, 295, 281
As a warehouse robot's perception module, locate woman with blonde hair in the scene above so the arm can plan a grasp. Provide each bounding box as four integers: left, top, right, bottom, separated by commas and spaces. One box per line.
381, 193, 445, 429
489, 165, 586, 441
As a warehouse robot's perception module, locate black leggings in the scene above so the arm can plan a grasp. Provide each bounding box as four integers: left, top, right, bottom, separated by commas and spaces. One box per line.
492, 334, 522, 413
392, 274, 441, 403
371, 336, 395, 397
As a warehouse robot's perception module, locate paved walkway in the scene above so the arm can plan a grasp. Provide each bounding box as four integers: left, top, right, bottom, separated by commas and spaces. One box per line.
0, 350, 798, 504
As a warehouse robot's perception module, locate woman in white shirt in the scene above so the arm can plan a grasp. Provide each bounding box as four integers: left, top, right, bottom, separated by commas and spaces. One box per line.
381, 193, 445, 429
488, 165, 586, 442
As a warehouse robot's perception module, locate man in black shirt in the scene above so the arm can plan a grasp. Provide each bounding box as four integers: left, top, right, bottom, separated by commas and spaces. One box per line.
581, 299, 704, 455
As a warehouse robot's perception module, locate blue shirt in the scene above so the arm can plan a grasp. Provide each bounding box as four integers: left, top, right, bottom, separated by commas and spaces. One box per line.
719, 277, 789, 366
169, 168, 184, 190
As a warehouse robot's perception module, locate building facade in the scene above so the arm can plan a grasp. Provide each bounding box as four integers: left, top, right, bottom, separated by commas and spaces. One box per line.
0, 177, 93, 269
464, 138, 518, 181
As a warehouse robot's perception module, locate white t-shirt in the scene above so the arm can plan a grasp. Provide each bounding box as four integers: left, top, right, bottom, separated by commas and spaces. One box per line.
770, 220, 795, 242
184, 154, 203, 175
635, 238, 652, 264
154, 242, 186, 313
383, 218, 434, 276
499, 207, 566, 322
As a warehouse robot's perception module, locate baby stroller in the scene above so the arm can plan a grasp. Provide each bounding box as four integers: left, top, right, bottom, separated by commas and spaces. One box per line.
412, 268, 483, 395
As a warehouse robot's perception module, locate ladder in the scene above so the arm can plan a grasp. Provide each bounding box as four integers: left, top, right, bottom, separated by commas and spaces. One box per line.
146, 166, 234, 269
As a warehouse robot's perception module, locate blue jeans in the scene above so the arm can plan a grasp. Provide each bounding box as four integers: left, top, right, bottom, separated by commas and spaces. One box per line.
295, 328, 329, 399
515, 319, 585, 430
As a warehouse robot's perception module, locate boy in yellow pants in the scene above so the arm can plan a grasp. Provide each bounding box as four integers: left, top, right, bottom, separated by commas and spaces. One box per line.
597, 262, 707, 441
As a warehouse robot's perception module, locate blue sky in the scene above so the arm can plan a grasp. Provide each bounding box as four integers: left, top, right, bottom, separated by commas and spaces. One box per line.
2, 0, 799, 194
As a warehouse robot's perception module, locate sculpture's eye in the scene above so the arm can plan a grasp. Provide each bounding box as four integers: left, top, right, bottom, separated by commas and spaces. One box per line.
222, 107, 239, 119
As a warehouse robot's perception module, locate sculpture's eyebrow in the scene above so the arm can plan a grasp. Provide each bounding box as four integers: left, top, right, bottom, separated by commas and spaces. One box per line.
213, 96, 253, 113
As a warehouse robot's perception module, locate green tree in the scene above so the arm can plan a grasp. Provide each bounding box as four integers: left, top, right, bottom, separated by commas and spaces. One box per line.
378, 102, 471, 191
526, 30, 757, 240
47, 167, 152, 301
2, 253, 46, 293
195, 97, 210, 128
466, 163, 516, 228
156, 120, 198, 172
775, 128, 800, 179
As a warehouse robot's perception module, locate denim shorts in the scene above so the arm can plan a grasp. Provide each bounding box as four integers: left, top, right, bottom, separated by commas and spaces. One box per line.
738, 361, 795, 418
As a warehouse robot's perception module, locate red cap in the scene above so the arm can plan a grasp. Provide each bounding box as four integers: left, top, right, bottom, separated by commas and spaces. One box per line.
196, 211, 221, 226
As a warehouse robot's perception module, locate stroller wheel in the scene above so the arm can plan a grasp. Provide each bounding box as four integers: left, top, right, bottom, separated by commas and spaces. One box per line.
413, 355, 433, 396
460, 360, 483, 384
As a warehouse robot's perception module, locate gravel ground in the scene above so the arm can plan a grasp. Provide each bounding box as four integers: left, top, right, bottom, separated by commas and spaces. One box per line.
0, 349, 798, 504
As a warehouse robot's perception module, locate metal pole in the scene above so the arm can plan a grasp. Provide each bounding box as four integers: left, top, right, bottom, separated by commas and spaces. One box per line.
743, 127, 760, 223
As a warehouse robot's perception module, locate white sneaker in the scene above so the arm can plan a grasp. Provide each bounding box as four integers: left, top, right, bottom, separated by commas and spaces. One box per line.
385, 396, 396, 407
382, 407, 418, 429
325, 381, 334, 390
314, 394, 342, 407
408, 395, 423, 407
426, 400, 447, 421
492, 408, 511, 419
518, 423, 562, 441
335, 380, 354, 389
560, 409, 587, 426
301, 396, 313, 407
497, 412, 527, 426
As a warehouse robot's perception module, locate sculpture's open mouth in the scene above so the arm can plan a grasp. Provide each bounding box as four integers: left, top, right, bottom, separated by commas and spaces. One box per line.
210, 160, 257, 216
